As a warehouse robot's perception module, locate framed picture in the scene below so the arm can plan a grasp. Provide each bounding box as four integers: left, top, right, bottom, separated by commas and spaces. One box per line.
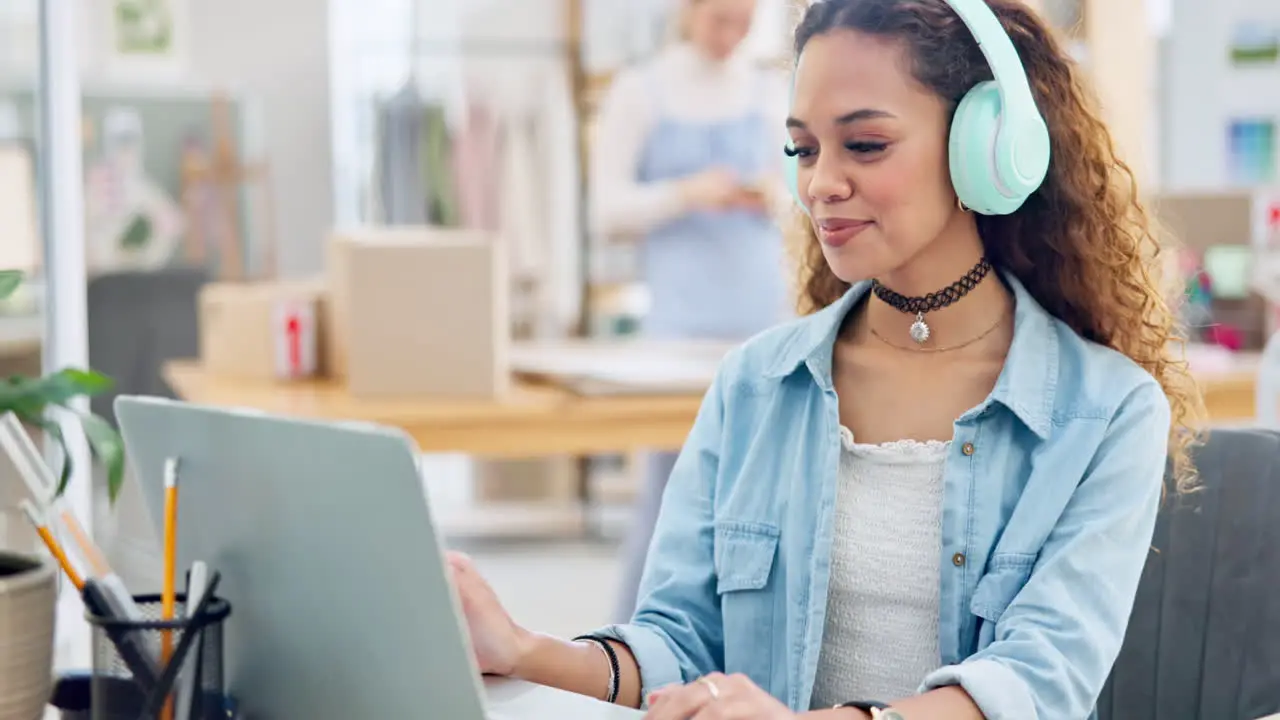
1229, 22, 1280, 66
1227, 117, 1278, 185
105, 0, 189, 79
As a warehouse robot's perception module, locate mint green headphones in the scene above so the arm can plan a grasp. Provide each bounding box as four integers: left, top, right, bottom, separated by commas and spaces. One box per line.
785, 0, 1051, 216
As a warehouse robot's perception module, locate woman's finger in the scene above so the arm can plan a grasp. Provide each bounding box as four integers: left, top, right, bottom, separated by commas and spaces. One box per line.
643, 675, 725, 720
691, 698, 757, 720
644, 687, 711, 720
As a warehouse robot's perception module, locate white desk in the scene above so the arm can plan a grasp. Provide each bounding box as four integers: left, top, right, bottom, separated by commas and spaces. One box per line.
485, 677, 644, 718
46, 677, 642, 719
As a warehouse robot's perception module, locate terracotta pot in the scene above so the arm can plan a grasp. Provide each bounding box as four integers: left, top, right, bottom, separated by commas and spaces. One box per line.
0, 551, 56, 720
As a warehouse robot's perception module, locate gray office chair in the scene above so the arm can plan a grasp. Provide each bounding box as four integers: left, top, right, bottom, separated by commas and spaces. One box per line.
1097, 428, 1280, 720
86, 267, 207, 425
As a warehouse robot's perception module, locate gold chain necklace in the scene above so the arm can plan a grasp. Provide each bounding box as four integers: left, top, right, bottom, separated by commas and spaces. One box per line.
869, 311, 1008, 353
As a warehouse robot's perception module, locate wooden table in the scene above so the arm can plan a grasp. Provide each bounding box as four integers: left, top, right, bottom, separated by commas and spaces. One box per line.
1198, 363, 1257, 422
163, 361, 703, 457
164, 358, 1263, 460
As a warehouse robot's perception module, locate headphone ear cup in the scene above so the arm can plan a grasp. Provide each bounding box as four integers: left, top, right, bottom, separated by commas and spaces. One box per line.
949, 81, 1026, 216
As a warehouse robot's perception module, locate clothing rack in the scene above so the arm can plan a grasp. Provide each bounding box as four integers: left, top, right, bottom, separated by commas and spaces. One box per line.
382, 16, 592, 338
361, 25, 589, 337
333, 0, 594, 339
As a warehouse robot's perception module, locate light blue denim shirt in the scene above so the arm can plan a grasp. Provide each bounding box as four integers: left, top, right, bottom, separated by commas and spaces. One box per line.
592, 273, 1172, 720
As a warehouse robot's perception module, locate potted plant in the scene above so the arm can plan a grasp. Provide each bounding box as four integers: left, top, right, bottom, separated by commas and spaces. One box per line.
1, 268, 125, 720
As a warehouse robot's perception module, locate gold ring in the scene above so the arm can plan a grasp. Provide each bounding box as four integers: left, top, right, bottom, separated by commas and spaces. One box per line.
697, 676, 721, 700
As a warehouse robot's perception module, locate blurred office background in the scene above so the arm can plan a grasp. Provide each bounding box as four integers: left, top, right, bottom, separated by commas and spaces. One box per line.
1, 0, 1279, 682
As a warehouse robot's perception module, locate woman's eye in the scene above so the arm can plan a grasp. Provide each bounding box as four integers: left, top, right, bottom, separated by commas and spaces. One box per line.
783, 144, 816, 159
845, 141, 889, 155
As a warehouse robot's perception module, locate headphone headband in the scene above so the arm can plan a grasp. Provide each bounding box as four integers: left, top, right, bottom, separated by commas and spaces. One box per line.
944, 0, 1037, 123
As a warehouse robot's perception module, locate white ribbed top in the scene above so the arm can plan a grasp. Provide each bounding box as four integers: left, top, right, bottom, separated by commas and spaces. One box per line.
809, 428, 947, 710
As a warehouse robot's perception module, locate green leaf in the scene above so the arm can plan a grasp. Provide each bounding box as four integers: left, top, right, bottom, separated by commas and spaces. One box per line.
0, 270, 21, 301
14, 410, 125, 503
0, 368, 116, 415
23, 415, 74, 498
0, 333, 125, 502
46, 368, 116, 400
80, 412, 126, 503
0, 376, 52, 418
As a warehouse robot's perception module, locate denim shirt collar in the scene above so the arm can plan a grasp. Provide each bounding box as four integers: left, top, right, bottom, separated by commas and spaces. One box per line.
763, 271, 1058, 439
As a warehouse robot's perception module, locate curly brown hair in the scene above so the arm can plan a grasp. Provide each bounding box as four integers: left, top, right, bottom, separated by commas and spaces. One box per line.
791, 0, 1205, 491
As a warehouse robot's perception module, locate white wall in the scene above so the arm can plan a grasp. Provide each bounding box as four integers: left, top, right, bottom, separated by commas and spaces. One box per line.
190, 0, 333, 277
1162, 0, 1280, 189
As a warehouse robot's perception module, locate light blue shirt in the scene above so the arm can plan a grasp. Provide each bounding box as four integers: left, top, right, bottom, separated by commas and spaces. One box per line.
592, 273, 1171, 720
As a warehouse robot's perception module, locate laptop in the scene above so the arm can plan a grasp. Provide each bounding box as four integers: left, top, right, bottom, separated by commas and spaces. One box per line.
115, 395, 642, 719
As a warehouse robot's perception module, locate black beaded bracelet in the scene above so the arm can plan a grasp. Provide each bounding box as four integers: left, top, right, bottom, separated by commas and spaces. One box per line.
839, 696, 890, 712
838, 701, 889, 710
573, 635, 620, 704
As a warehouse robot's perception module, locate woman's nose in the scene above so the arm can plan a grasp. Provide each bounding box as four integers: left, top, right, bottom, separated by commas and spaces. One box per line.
805, 157, 853, 206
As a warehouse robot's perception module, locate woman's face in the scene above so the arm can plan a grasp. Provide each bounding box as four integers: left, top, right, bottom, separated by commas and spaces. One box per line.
787, 29, 961, 284
686, 0, 756, 61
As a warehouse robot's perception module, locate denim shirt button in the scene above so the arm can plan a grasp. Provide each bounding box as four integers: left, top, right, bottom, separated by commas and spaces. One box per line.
952, 552, 967, 567
961, 442, 975, 456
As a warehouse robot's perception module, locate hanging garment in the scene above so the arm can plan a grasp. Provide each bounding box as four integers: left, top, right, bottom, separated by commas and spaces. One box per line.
420, 103, 459, 226
452, 102, 502, 231
498, 114, 546, 287
376, 84, 428, 225
374, 83, 461, 226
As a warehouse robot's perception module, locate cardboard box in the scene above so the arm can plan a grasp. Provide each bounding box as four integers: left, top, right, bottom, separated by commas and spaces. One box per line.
1153, 191, 1257, 251
326, 227, 509, 398
199, 279, 327, 381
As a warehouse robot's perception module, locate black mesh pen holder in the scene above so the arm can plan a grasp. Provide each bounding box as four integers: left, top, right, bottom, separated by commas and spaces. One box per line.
85, 593, 232, 720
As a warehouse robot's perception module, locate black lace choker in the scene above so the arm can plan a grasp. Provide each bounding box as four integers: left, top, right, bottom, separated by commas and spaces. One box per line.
871, 257, 993, 345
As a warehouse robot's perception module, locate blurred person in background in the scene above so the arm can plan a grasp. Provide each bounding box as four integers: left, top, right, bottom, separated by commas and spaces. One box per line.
592, 0, 791, 624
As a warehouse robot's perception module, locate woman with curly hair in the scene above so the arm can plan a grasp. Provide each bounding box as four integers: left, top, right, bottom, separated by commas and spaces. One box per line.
447, 1, 1204, 718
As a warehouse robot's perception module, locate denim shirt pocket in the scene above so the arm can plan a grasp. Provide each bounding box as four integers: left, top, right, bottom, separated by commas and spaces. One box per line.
713, 520, 780, 684
969, 553, 1037, 649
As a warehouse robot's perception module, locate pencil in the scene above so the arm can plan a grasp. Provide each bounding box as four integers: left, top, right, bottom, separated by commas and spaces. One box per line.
59, 508, 112, 578
161, 458, 180, 720
19, 500, 84, 592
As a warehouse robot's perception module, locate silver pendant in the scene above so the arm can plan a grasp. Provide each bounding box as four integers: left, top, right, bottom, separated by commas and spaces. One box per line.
909, 312, 930, 344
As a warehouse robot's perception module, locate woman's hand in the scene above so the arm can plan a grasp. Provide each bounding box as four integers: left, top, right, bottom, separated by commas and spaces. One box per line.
728, 186, 770, 214
680, 168, 743, 211
644, 673, 796, 720
445, 551, 532, 677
